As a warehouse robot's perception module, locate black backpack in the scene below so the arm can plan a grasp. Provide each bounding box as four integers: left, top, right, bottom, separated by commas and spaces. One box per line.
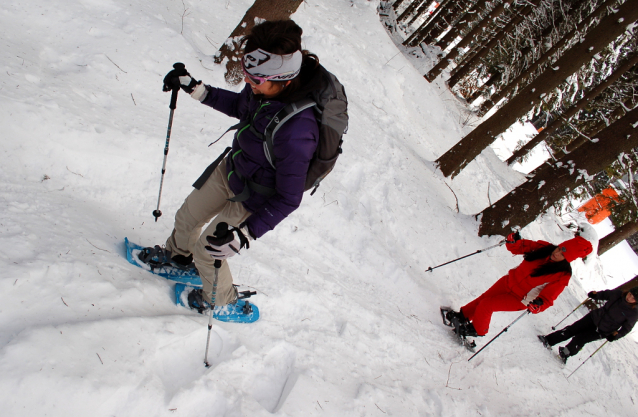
194, 66, 348, 199
263, 65, 348, 195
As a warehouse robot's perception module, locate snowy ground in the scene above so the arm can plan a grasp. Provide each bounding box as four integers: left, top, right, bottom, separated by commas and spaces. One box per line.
1, 1, 637, 416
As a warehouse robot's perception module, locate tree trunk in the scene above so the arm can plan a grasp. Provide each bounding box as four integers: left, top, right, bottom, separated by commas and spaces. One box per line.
407, 0, 442, 27
213, 0, 304, 85
447, 3, 537, 89
398, 0, 428, 23
466, 71, 501, 102
435, 0, 488, 50
599, 221, 638, 256
424, 0, 514, 79
615, 275, 638, 292
448, 36, 484, 76
478, 0, 616, 117
435, 1, 638, 179
477, 106, 638, 237
554, 96, 636, 158
589, 273, 638, 309
407, 0, 451, 32
403, 1, 450, 45
422, 0, 474, 45
506, 53, 638, 165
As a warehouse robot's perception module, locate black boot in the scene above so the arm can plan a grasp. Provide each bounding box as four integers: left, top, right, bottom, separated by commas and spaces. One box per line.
171, 253, 194, 267
461, 322, 479, 337
446, 310, 469, 325
138, 245, 172, 268
538, 335, 551, 349
138, 246, 195, 270
558, 346, 570, 364
452, 321, 479, 337
187, 289, 211, 314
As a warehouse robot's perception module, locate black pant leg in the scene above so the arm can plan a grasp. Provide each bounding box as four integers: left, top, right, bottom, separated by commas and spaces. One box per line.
544, 313, 595, 346
564, 329, 603, 357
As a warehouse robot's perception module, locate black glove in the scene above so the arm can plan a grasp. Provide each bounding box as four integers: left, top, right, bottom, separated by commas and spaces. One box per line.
588, 291, 598, 300
163, 63, 188, 92
506, 231, 521, 244
176, 74, 201, 94
606, 333, 618, 342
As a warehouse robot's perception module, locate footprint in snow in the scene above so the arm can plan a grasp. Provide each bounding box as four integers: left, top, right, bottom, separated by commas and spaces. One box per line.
249, 343, 298, 413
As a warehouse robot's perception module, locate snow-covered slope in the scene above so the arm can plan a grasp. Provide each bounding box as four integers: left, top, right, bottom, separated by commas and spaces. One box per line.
0, 1, 636, 416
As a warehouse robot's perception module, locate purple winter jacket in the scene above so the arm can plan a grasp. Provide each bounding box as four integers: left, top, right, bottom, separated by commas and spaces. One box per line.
200, 83, 319, 238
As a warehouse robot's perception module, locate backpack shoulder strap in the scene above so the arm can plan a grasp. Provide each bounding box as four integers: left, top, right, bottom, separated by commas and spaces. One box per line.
263, 98, 317, 169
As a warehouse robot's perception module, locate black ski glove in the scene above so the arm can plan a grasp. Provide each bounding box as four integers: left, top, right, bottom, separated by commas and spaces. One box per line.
163, 63, 189, 92
177, 74, 202, 94
163, 62, 203, 93
606, 332, 618, 342
588, 291, 599, 300
506, 231, 521, 244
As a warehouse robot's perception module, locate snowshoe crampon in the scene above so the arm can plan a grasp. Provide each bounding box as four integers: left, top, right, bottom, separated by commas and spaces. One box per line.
440, 306, 454, 327
441, 306, 476, 352
452, 324, 477, 352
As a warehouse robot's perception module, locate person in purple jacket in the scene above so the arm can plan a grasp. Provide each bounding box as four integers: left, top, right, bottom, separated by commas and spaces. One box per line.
156, 20, 321, 309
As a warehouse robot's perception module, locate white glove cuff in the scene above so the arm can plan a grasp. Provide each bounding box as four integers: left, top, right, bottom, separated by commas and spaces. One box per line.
240, 225, 253, 241
190, 83, 208, 102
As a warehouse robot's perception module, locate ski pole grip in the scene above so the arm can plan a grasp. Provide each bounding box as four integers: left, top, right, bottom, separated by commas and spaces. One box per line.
169, 86, 179, 110
168, 62, 184, 110
215, 222, 230, 238
209, 222, 229, 269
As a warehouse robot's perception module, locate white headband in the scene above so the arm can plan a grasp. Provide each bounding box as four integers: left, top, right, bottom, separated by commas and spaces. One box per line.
243, 48, 303, 81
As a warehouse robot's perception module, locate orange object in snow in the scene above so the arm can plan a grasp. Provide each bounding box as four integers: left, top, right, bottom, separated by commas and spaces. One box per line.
577, 188, 622, 224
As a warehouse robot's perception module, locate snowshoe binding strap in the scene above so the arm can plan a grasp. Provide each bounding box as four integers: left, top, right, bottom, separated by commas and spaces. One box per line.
187, 289, 211, 314
233, 284, 256, 300
137, 245, 172, 270
242, 301, 253, 315
138, 246, 195, 271
238, 290, 257, 300
170, 253, 195, 269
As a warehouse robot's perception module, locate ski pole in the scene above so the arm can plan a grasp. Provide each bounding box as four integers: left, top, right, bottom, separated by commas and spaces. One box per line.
566, 340, 608, 379
203, 260, 221, 368
426, 240, 505, 272
468, 310, 529, 362
204, 222, 228, 367
153, 63, 184, 222
551, 298, 589, 330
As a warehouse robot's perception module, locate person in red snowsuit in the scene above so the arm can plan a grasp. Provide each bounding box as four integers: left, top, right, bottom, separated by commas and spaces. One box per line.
448, 232, 593, 337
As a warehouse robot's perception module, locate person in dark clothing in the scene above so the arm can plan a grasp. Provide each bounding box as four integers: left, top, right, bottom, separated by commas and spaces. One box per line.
539, 287, 638, 363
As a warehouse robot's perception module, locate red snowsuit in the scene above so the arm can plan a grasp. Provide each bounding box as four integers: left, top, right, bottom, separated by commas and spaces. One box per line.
461, 239, 572, 336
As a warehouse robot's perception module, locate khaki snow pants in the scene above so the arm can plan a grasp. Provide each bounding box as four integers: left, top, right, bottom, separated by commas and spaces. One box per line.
165, 162, 250, 306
